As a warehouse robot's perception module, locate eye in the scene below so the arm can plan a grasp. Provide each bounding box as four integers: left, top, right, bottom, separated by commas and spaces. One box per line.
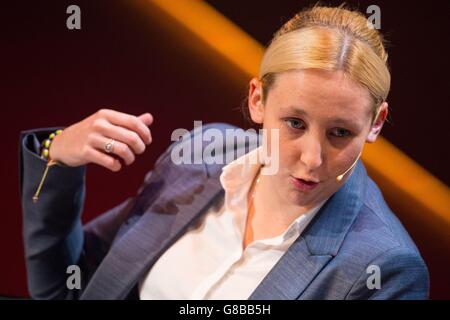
285, 118, 305, 130
330, 128, 352, 138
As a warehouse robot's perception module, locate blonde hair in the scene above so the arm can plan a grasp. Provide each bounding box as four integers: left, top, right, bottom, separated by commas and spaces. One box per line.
259, 3, 391, 122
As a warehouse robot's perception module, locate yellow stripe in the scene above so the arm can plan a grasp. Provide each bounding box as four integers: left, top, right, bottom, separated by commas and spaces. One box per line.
148, 0, 263, 77
364, 139, 450, 226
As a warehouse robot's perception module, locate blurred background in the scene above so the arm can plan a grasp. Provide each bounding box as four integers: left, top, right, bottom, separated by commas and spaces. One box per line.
2, 0, 450, 299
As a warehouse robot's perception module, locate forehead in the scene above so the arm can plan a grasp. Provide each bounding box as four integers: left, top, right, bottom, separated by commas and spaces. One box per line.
268, 69, 373, 121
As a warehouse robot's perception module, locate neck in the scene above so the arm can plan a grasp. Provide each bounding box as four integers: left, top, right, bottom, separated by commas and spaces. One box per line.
252, 172, 315, 227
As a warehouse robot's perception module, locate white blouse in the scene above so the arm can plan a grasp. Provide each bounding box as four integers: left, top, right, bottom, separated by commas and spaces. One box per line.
139, 147, 327, 299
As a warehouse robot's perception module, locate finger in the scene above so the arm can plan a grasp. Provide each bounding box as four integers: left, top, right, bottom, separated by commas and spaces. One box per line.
89, 134, 136, 165
137, 113, 153, 146
100, 109, 152, 145
85, 147, 122, 172
138, 112, 154, 127
93, 119, 146, 154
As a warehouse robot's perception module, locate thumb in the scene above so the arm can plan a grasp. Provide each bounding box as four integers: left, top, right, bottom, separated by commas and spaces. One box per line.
138, 112, 154, 126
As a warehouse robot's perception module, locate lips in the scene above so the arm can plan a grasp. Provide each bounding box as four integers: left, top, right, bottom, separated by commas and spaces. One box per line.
290, 176, 320, 191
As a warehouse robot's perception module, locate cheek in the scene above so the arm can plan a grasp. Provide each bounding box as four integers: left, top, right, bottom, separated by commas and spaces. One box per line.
327, 143, 363, 177
277, 138, 301, 167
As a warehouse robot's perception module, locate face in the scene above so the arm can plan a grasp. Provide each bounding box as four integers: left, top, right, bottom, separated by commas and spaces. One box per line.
248, 69, 388, 208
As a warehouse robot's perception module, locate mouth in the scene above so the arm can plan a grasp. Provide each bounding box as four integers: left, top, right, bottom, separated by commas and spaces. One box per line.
290, 176, 320, 191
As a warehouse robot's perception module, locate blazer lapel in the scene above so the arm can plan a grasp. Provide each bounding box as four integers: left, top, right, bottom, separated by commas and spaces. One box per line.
249, 160, 368, 300
248, 238, 333, 299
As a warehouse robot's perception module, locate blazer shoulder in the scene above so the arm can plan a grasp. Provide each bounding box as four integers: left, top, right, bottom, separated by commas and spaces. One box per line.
155, 122, 260, 177
336, 176, 427, 275
362, 177, 420, 251
330, 182, 429, 299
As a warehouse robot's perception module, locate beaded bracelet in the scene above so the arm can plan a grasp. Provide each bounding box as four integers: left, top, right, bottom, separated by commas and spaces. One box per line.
40, 129, 63, 160
33, 129, 63, 203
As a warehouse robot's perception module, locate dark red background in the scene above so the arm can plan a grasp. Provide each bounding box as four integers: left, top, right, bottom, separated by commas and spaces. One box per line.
2, 0, 449, 298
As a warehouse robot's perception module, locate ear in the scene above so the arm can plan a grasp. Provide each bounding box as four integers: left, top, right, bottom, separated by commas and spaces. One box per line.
366, 101, 388, 143
248, 77, 265, 124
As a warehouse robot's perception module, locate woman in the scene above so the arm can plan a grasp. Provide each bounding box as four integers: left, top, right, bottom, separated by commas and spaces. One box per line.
20, 5, 429, 299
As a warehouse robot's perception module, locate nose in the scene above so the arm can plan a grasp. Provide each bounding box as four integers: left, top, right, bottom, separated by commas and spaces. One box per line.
299, 134, 323, 171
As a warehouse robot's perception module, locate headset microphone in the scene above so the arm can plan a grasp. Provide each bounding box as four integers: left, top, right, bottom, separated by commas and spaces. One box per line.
336, 150, 362, 182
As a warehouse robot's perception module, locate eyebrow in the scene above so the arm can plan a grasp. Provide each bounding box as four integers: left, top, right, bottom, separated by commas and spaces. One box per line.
285, 105, 309, 117
284, 105, 360, 128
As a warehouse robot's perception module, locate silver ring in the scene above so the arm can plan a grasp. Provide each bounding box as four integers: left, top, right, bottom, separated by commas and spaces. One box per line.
104, 139, 116, 154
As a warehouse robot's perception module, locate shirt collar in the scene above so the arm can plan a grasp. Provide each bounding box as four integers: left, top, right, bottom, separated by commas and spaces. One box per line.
220, 145, 262, 193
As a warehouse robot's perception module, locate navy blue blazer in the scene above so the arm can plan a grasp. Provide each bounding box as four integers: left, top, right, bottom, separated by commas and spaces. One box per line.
19, 123, 429, 299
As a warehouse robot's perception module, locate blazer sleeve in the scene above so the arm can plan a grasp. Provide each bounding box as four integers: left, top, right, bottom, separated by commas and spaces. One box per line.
344, 246, 430, 300
19, 128, 172, 300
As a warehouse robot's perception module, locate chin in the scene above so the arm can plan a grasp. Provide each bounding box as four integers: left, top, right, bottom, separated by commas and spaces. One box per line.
286, 186, 315, 204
